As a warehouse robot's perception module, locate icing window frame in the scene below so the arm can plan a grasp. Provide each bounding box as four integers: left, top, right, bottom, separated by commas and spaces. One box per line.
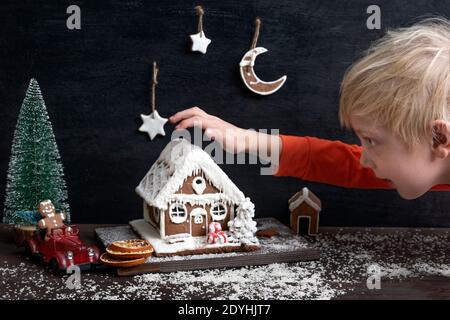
169, 203, 187, 224
210, 202, 227, 221
193, 176, 205, 185
194, 214, 203, 224
192, 176, 206, 194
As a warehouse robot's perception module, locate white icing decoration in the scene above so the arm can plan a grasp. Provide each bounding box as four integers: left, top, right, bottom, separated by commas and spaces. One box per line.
138, 110, 168, 140
228, 197, 259, 245
239, 47, 287, 96
169, 202, 187, 224
288, 187, 322, 212
210, 202, 227, 221
190, 207, 207, 219
136, 139, 247, 211
194, 215, 203, 224
160, 208, 165, 238
190, 31, 212, 54
192, 176, 206, 194
130, 219, 244, 255
135, 138, 259, 248
190, 208, 208, 233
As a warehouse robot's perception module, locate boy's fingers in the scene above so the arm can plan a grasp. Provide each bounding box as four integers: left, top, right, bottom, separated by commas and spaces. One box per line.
175, 116, 210, 130
170, 106, 207, 123
204, 128, 223, 142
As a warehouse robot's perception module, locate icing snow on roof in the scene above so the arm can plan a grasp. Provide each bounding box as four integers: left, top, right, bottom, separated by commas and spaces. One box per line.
288, 187, 322, 212
136, 138, 246, 210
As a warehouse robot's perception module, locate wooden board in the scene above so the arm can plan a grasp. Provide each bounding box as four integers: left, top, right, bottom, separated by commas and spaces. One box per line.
95, 218, 320, 276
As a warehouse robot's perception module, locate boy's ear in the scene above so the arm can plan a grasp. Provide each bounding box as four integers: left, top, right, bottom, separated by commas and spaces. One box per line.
432, 120, 450, 158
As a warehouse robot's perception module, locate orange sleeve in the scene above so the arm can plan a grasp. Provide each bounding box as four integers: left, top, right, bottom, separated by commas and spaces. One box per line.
274, 135, 391, 189
274, 134, 450, 190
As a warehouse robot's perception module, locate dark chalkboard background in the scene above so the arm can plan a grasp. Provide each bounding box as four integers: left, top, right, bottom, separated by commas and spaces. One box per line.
1, 0, 449, 227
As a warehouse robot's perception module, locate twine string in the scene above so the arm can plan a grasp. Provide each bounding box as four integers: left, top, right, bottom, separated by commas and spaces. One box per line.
151, 61, 158, 113
195, 5, 204, 34
251, 17, 261, 49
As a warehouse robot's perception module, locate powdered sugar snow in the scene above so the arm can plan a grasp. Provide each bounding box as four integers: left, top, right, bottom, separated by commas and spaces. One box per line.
1, 228, 448, 300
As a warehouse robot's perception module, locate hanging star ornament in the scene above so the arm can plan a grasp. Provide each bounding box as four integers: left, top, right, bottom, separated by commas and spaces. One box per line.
190, 31, 212, 54
190, 6, 211, 54
139, 62, 168, 140
139, 110, 168, 140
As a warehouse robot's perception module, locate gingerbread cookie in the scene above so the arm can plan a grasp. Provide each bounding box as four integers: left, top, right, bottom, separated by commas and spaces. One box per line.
37, 200, 65, 240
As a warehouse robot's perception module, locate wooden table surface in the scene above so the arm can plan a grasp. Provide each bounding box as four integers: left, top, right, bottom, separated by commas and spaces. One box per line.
1, 224, 449, 300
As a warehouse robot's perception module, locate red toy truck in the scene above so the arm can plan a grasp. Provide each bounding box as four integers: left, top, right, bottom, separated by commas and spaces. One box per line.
16, 225, 100, 273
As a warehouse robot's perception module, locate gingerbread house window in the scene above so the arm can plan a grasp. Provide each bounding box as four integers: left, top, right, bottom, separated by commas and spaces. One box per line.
169, 203, 187, 224
211, 202, 227, 221
194, 215, 203, 224
192, 176, 206, 194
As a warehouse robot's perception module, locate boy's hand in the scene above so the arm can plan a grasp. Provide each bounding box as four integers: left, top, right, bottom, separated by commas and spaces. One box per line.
169, 107, 281, 164
169, 107, 251, 154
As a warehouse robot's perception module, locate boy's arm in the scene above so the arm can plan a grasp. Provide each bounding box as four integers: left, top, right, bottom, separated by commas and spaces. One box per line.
169, 107, 449, 191
272, 134, 450, 191
273, 134, 392, 189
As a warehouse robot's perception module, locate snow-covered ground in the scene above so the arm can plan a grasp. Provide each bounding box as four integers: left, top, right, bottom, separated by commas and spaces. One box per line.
1, 227, 449, 300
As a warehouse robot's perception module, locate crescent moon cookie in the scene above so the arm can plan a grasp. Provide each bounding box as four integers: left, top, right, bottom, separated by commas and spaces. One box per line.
239, 47, 287, 95
239, 18, 287, 95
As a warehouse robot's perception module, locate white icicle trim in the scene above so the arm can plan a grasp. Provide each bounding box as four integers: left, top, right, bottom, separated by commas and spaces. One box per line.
135, 139, 246, 210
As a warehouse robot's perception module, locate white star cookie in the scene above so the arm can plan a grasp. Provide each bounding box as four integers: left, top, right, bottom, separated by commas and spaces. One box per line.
139, 110, 168, 140
190, 31, 212, 54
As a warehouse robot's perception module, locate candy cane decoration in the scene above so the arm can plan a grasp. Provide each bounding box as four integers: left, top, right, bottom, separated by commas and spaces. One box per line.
207, 222, 228, 244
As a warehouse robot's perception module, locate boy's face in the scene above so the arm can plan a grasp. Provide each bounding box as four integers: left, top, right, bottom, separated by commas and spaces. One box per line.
350, 116, 440, 200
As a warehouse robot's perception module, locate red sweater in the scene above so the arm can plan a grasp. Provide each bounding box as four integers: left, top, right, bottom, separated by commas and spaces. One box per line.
274, 135, 450, 191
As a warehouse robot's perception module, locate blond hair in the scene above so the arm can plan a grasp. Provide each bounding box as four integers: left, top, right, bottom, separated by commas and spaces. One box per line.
339, 17, 450, 146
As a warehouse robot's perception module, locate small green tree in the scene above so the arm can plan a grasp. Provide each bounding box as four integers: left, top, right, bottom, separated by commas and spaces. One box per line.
3, 79, 70, 224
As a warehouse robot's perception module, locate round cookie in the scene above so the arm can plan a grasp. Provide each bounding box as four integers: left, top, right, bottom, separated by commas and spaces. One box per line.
106, 239, 154, 259
100, 253, 146, 268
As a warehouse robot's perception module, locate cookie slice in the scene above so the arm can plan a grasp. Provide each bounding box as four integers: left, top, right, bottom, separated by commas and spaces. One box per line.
106, 239, 154, 259
100, 253, 146, 268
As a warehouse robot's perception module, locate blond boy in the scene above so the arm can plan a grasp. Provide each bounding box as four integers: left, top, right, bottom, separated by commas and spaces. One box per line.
170, 18, 450, 199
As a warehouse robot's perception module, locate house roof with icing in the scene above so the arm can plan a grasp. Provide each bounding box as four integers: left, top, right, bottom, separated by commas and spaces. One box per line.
135, 138, 246, 210
288, 187, 322, 213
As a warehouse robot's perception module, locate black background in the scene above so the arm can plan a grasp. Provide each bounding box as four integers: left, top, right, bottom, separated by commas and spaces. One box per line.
1, 0, 449, 227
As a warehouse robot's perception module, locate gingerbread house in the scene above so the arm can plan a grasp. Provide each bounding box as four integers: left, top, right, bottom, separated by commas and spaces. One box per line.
131, 138, 259, 256
288, 187, 321, 236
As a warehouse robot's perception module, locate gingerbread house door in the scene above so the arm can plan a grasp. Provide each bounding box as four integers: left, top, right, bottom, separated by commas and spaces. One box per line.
190, 207, 208, 236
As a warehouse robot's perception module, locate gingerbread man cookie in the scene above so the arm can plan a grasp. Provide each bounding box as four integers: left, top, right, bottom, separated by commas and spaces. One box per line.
37, 200, 65, 240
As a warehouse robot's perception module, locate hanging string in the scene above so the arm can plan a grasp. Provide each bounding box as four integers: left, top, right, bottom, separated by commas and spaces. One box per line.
195, 5, 204, 34
251, 17, 261, 49
151, 61, 158, 113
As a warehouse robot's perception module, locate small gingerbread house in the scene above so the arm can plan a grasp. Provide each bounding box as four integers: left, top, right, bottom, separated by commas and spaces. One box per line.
134, 138, 256, 244
288, 187, 321, 236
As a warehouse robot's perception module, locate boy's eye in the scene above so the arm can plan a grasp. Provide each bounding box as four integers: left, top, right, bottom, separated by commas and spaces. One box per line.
363, 137, 376, 146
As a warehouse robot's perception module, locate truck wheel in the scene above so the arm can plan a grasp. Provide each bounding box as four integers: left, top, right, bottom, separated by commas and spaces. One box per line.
24, 244, 32, 256
50, 259, 60, 273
